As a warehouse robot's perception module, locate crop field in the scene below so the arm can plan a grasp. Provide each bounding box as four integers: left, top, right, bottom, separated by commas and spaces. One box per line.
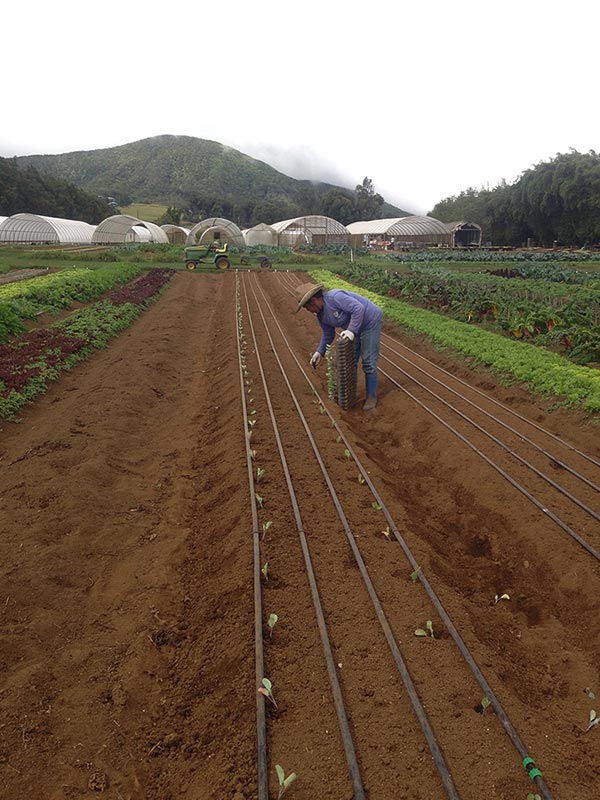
0, 265, 599, 800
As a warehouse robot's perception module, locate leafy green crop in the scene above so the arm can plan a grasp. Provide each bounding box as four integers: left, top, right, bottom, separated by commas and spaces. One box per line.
311, 270, 600, 413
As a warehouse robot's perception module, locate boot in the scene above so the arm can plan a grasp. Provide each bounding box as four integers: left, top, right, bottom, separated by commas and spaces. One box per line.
363, 373, 377, 411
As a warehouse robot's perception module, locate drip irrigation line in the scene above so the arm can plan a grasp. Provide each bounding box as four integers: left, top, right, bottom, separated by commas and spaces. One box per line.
240, 276, 366, 800
380, 331, 600, 470
235, 277, 268, 799
278, 273, 599, 549
282, 270, 599, 472
246, 276, 460, 799
379, 352, 600, 525
380, 339, 600, 495
379, 362, 600, 562
262, 273, 558, 799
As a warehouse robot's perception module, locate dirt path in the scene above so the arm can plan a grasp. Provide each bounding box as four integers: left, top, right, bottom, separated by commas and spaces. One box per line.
0, 271, 598, 800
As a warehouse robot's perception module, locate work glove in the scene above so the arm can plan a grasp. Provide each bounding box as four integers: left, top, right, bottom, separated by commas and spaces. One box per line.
310, 351, 322, 369
339, 329, 355, 342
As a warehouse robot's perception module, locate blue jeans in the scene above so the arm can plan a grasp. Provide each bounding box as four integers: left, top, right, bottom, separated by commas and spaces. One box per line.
355, 320, 382, 376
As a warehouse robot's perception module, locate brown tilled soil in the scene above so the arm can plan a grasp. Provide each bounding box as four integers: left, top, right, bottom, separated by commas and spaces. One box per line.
0, 271, 599, 800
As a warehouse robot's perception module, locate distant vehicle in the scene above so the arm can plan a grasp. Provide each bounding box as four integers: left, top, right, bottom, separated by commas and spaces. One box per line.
184, 242, 231, 270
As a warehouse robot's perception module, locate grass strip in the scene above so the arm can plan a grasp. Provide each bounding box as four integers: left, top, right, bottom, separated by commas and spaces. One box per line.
310, 269, 600, 414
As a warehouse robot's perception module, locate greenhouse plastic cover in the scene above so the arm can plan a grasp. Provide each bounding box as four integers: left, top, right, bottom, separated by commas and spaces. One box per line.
0, 213, 96, 244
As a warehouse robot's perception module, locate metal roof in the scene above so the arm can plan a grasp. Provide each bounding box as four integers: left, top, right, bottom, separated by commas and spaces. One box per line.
92, 214, 169, 244
0, 213, 96, 244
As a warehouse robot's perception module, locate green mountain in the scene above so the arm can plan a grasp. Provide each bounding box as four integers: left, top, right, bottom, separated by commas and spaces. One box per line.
14, 135, 408, 226
0, 157, 114, 223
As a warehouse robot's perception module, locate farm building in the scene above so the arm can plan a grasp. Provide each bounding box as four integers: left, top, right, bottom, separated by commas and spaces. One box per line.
270, 215, 349, 247
186, 217, 245, 247
0, 213, 96, 245
243, 223, 277, 247
346, 216, 481, 248
161, 224, 191, 245
444, 220, 482, 247
92, 215, 169, 244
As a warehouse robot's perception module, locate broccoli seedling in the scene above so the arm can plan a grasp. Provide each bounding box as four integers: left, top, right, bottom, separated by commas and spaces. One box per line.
494, 593, 510, 604
256, 467, 265, 483
410, 566, 422, 581
415, 620, 435, 638
475, 696, 491, 715
261, 520, 272, 540
267, 613, 278, 638
258, 677, 278, 709
275, 764, 297, 799
261, 562, 269, 581
357, 473, 365, 485
584, 709, 599, 732
371, 501, 382, 510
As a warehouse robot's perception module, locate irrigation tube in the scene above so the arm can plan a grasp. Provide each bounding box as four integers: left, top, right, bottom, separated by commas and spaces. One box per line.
379, 352, 600, 525
240, 277, 366, 799
278, 273, 599, 557
380, 338, 600, 495
246, 276, 460, 798
378, 363, 600, 563
380, 330, 600, 471
264, 273, 557, 800
281, 270, 599, 475
235, 275, 268, 799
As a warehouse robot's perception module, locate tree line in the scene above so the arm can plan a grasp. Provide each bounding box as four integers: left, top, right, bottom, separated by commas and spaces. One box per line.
0, 157, 114, 223
159, 177, 388, 228
430, 150, 600, 247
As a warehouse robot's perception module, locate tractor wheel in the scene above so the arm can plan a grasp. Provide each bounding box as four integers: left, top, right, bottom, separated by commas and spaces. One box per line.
215, 256, 230, 270
260, 257, 272, 269
185, 260, 197, 270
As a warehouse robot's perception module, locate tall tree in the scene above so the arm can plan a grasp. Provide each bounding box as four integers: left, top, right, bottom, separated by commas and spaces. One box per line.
355, 177, 384, 220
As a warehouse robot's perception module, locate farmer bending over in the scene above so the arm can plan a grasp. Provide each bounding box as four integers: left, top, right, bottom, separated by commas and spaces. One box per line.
294, 282, 383, 411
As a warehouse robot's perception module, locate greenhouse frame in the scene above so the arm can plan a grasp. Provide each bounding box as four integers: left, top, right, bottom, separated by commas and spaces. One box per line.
91, 215, 169, 244
242, 223, 277, 247
0, 213, 96, 245
270, 215, 349, 247
161, 224, 191, 245
186, 218, 245, 247
346, 216, 481, 248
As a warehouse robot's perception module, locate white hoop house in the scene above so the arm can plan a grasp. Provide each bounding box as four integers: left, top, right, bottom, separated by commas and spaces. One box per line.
346, 216, 480, 247
161, 224, 191, 244
92, 215, 169, 244
243, 223, 277, 247
0, 213, 96, 244
271, 215, 348, 247
186, 218, 244, 247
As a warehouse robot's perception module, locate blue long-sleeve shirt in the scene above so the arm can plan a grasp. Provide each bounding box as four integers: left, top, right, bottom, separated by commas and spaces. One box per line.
316, 289, 383, 355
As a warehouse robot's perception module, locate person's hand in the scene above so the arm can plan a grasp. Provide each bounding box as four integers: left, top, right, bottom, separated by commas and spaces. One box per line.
339, 329, 355, 342
310, 351, 322, 369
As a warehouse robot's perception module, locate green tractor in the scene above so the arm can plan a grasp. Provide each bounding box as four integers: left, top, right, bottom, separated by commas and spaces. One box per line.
184, 242, 231, 270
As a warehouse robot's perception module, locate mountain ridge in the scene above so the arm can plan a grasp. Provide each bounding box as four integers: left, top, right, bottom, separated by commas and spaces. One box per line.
14, 135, 409, 225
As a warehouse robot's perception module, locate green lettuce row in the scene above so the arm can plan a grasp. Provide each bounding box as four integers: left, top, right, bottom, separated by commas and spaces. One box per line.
310, 270, 600, 414
0, 263, 143, 344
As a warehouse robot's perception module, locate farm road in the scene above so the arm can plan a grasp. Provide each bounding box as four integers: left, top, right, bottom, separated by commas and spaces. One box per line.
0, 271, 598, 799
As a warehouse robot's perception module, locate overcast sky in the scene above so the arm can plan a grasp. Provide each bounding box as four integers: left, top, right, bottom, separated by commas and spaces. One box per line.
1, 0, 597, 214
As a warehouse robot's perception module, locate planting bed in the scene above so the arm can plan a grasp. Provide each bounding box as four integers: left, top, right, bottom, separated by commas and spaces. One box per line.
0, 271, 598, 800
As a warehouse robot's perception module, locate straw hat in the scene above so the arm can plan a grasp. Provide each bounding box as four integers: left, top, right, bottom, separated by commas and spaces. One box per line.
294, 282, 324, 312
